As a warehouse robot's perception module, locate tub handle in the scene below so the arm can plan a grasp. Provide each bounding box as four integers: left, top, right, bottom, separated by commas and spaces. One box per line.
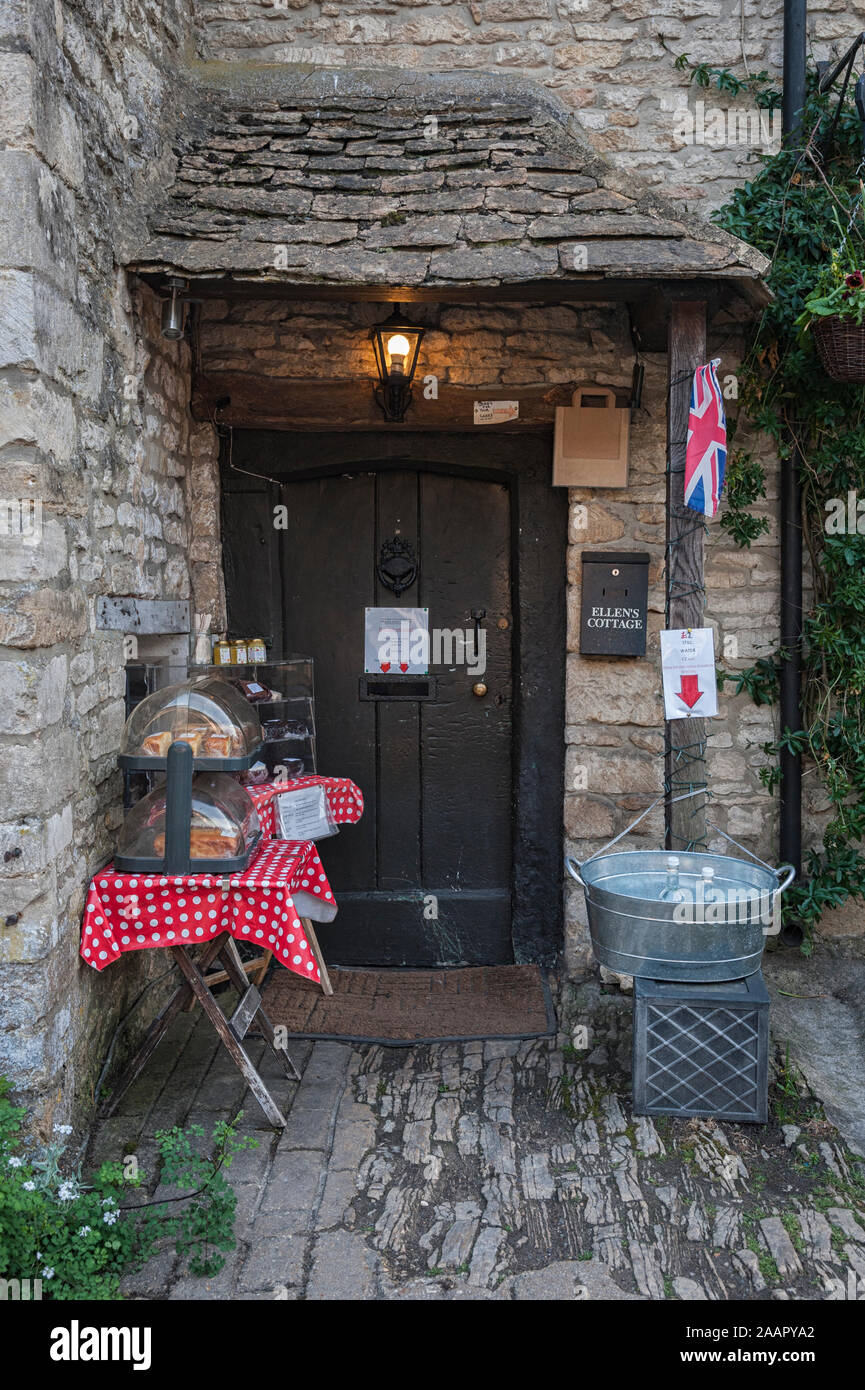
706, 819, 797, 889
580, 788, 703, 867
565, 855, 586, 888
571, 794, 797, 889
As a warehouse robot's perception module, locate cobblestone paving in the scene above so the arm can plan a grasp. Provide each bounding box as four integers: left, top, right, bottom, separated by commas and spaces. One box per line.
91, 976, 865, 1302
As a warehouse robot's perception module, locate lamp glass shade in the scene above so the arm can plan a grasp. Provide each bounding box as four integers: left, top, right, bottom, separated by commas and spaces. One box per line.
161, 293, 185, 340
370, 316, 424, 385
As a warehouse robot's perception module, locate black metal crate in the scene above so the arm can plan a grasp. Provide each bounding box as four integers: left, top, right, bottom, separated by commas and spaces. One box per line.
632, 972, 769, 1123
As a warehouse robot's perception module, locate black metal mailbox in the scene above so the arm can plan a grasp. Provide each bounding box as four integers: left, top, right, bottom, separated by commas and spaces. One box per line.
579, 551, 650, 656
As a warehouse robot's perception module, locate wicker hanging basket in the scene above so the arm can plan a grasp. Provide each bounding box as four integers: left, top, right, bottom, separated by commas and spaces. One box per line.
811, 315, 865, 383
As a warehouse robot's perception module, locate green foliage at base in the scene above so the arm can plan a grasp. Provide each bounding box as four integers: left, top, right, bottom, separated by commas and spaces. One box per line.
0, 1077, 256, 1299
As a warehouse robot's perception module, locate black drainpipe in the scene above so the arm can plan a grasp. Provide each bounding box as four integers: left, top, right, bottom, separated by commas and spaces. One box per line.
779, 0, 807, 944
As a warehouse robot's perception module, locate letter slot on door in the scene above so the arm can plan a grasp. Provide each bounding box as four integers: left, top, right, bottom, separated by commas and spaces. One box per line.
359, 676, 438, 701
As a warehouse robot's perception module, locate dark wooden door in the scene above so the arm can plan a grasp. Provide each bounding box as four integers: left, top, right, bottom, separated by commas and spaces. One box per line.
221, 430, 567, 970
278, 468, 512, 966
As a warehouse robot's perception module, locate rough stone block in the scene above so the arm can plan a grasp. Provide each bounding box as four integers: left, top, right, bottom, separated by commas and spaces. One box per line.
566, 658, 663, 727
0, 654, 67, 733
564, 794, 616, 840
239, 1234, 309, 1292
315, 1167, 359, 1230
567, 744, 660, 797
0, 152, 77, 292
259, 1149, 325, 1216
306, 1229, 382, 1301
0, 726, 78, 816
0, 517, 67, 583
429, 244, 558, 280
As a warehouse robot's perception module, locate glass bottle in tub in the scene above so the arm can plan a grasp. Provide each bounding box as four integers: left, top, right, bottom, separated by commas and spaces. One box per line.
658, 855, 688, 903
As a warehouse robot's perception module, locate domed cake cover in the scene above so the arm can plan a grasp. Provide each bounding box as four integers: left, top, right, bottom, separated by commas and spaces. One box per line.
120, 676, 261, 761
117, 772, 261, 864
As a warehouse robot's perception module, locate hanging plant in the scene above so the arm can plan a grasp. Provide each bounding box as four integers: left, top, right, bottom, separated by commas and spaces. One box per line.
796, 212, 865, 381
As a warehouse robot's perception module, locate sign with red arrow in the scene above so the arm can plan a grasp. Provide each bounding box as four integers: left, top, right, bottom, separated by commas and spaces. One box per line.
660, 627, 718, 721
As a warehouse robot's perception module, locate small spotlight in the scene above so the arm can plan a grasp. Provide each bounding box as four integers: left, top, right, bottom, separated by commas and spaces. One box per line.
161, 277, 188, 340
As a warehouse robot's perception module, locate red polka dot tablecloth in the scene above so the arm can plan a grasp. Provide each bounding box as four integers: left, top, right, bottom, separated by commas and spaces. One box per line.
81, 840, 336, 986
248, 775, 363, 840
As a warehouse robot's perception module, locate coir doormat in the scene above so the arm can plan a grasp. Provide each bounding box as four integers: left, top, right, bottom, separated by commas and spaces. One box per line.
261, 964, 556, 1045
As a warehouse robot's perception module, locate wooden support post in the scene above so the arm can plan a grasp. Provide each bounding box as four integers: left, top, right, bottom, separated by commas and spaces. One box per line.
202, 948, 273, 992
301, 917, 333, 997
103, 933, 300, 1128
173, 945, 288, 1127
213, 935, 301, 1082
666, 300, 708, 851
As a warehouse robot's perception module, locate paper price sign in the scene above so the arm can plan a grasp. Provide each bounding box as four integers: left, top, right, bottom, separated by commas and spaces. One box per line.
660, 626, 718, 721
275, 786, 338, 842
473, 400, 519, 425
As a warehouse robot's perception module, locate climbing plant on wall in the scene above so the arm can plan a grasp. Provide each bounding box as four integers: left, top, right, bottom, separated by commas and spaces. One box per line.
676, 58, 865, 943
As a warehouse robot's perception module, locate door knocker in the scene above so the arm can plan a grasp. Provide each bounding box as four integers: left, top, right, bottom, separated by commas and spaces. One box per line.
377, 536, 418, 597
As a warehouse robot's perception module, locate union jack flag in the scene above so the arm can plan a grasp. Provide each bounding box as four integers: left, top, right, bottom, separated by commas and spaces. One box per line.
684, 358, 726, 518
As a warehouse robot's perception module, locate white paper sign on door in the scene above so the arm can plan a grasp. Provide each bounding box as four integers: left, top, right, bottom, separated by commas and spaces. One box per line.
660, 626, 718, 721
364, 607, 429, 675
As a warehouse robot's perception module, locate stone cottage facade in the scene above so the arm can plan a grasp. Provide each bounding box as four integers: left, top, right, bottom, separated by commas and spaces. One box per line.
0, 0, 857, 1126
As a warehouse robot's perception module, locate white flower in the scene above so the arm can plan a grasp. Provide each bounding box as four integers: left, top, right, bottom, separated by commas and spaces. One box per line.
57, 1180, 78, 1202
7, 1156, 23, 1168
53, 1124, 72, 1136
78, 1225, 91, 1237
42, 1267, 55, 1280
103, 1210, 119, 1225
22, 1180, 35, 1191
101, 1196, 115, 1208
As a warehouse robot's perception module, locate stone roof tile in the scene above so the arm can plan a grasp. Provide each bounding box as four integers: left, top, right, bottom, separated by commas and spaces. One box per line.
128, 66, 769, 297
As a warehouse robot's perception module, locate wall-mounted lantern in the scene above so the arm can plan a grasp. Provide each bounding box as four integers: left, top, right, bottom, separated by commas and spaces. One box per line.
161, 276, 189, 340
370, 312, 425, 422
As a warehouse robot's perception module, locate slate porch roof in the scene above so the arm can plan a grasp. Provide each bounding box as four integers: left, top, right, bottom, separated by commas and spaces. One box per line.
128, 67, 770, 304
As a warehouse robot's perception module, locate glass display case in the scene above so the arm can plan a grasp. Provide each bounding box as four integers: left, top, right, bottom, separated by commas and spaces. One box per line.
196, 658, 317, 778
114, 772, 261, 873
118, 676, 262, 771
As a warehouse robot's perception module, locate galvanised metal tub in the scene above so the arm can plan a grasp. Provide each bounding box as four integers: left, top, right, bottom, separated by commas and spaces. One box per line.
565, 795, 796, 983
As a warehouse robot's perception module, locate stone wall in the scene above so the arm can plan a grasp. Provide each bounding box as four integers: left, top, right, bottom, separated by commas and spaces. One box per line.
191, 0, 853, 209
0, 0, 221, 1128
0, 0, 855, 1129
196, 295, 784, 971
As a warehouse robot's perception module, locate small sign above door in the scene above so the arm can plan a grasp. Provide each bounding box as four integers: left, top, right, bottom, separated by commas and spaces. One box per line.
474, 400, 519, 425
364, 606, 430, 675
579, 552, 649, 656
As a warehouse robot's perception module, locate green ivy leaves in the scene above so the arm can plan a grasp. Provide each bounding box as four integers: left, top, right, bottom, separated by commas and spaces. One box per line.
678, 59, 865, 937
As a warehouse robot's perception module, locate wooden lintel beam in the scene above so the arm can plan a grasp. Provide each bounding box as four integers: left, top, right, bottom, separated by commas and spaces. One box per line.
192, 372, 632, 433
136, 270, 762, 311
